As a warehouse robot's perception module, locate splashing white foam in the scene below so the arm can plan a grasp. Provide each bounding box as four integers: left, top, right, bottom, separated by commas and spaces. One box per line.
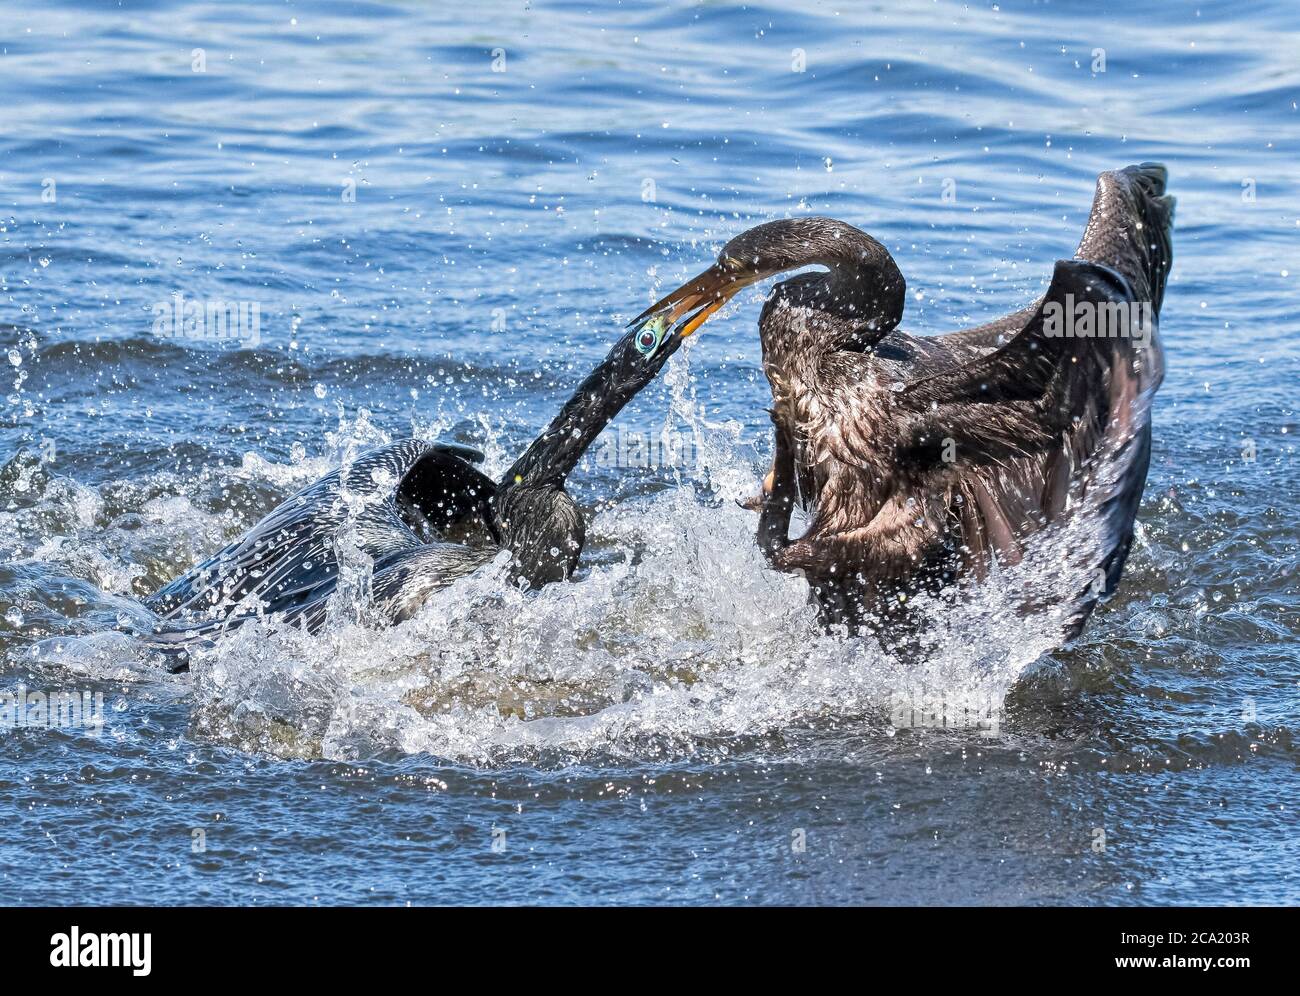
160, 347, 1085, 764
180, 477, 1072, 764
7, 380, 1093, 764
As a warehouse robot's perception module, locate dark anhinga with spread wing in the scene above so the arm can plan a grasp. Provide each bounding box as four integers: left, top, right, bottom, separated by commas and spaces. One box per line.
143, 308, 690, 666
631, 163, 1174, 635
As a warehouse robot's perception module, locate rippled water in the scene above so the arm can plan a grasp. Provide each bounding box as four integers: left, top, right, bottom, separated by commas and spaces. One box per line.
1, 0, 1297, 905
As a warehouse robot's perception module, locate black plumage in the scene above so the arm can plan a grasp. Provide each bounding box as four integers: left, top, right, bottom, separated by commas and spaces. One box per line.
144, 314, 691, 666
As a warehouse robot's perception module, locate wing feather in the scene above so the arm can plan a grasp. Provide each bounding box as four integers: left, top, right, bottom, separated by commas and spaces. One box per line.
144, 440, 493, 626
896, 258, 1163, 629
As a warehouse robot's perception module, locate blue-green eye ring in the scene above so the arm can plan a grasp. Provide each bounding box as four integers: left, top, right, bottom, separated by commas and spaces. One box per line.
635, 315, 669, 358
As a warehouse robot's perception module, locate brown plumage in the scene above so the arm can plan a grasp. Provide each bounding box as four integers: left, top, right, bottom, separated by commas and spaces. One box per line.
632, 163, 1174, 636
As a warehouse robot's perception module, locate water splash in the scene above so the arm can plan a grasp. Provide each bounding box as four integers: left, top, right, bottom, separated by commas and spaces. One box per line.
2, 398, 1106, 766
182, 476, 1069, 764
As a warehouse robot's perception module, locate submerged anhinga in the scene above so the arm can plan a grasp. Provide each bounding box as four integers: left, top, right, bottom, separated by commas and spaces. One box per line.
144, 308, 690, 665
632, 164, 1174, 635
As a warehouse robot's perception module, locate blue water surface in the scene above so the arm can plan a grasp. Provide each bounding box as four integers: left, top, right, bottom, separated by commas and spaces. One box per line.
0, 0, 1297, 905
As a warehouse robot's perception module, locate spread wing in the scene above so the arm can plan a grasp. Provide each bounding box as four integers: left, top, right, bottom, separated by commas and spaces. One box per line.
944, 162, 1173, 354
896, 257, 1164, 632
143, 439, 495, 628
142, 540, 494, 667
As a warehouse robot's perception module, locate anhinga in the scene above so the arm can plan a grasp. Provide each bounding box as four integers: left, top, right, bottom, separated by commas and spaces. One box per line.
143, 308, 689, 664
631, 163, 1174, 636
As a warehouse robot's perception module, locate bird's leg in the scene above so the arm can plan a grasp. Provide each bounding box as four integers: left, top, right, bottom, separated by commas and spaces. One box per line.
740, 409, 784, 511
757, 413, 797, 562
739, 464, 773, 512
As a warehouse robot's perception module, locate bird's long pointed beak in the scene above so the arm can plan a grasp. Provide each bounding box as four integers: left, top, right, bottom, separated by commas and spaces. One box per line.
628, 262, 760, 342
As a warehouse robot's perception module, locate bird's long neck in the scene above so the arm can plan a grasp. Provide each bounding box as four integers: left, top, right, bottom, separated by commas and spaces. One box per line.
502, 328, 680, 488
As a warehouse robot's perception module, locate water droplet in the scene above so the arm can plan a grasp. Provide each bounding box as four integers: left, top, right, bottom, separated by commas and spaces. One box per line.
4, 606, 23, 627
7, 349, 20, 367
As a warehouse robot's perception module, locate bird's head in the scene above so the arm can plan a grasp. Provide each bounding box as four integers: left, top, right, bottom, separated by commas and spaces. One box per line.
628, 216, 905, 353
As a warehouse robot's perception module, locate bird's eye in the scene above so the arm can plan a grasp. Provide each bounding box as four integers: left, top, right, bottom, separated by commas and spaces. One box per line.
635, 316, 668, 357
